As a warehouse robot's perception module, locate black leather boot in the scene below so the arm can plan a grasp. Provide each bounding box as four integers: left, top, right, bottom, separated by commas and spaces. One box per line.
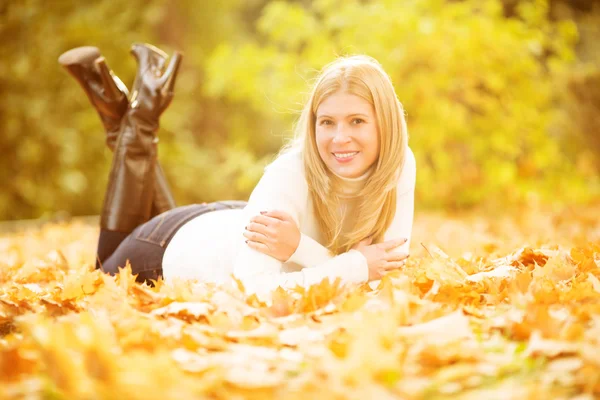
100, 44, 182, 233
128, 44, 177, 217
58, 46, 128, 149
58, 45, 176, 216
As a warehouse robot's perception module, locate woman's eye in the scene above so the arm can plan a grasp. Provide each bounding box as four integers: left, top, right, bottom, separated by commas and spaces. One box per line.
352, 118, 365, 125
319, 120, 333, 126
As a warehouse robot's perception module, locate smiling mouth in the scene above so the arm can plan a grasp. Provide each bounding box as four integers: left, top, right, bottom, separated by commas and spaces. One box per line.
332, 151, 359, 159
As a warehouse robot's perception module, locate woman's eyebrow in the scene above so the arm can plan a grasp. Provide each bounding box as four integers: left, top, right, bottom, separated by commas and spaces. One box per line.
316, 113, 369, 119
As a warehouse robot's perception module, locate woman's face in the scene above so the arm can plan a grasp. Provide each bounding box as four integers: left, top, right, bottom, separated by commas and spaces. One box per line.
315, 91, 380, 179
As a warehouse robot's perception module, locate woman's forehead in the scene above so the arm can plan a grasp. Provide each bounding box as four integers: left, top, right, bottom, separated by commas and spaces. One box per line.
316, 92, 374, 117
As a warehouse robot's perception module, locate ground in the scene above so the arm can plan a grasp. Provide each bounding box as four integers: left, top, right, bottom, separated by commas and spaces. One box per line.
0, 205, 599, 399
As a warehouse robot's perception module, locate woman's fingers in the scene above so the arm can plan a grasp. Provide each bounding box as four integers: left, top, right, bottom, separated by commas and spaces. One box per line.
246, 222, 271, 236
243, 230, 269, 244
250, 214, 280, 227
261, 210, 294, 222
383, 260, 406, 270
377, 238, 407, 251
384, 252, 409, 262
245, 240, 272, 255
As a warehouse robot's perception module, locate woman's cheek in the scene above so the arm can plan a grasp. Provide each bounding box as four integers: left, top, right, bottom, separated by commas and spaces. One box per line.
315, 131, 330, 154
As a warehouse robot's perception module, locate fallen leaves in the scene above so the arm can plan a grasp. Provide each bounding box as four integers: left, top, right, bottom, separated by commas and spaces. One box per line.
0, 212, 600, 399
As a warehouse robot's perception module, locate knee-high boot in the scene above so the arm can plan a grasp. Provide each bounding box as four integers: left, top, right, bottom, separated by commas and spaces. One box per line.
58, 45, 176, 218
100, 44, 182, 233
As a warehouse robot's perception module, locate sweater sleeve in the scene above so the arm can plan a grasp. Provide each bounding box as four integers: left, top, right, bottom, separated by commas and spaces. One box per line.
287, 233, 332, 267
239, 250, 368, 297
383, 147, 416, 255
231, 153, 369, 296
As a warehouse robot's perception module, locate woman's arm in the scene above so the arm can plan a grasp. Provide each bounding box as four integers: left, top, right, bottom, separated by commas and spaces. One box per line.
234, 148, 416, 296
246, 147, 417, 269
244, 210, 332, 267
236, 249, 369, 297
231, 153, 370, 295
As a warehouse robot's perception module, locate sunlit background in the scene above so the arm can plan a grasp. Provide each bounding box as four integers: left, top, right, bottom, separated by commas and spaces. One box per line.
1, 0, 599, 221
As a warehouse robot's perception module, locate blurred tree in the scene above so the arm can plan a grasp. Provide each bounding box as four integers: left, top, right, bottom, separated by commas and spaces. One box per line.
203, 0, 595, 208
152, 0, 285, 209
551, 2, 600, 183
0, 0, 599, 220
0, 0, 269, 220
0, 0, 166, 219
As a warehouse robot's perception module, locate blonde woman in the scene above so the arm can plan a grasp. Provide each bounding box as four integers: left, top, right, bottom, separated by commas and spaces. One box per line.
59, 44, 416, 295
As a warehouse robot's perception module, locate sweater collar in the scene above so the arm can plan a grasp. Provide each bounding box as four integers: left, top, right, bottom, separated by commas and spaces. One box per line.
331, 166, 374, 198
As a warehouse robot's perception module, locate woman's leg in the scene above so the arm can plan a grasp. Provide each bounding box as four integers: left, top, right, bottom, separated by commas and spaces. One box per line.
58, 45, 177, 219
99, 44, 181, 266
59, 44, 181, 266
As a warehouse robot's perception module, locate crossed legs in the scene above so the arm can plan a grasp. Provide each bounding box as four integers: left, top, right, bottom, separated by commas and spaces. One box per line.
58, 44, 182, 268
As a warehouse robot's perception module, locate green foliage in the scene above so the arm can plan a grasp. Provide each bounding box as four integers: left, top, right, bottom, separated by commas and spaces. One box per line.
0, 0, 166, 219
0, 0, 265, 219
0, 0, 598, 220
205, 0, 595, 208
553, 8, 600, 195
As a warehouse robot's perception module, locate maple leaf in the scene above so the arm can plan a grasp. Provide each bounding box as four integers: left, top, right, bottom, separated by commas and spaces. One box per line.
266, 287, 296, 317
570, 243, 600, 274
60, 268, 103, 300
588, 273, 600, 293
397, 310, 473, 344
421, 243, 469, 282
338, 290, 367, 312
297, 277, 344, 313
3, 213, 600, 398
151, 301, 214, 322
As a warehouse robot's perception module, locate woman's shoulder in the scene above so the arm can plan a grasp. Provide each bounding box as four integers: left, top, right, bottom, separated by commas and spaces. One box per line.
397, 146, 416, 194
404, 146, 416, 172
266, 148, 304, 175
259, 148, 309, 192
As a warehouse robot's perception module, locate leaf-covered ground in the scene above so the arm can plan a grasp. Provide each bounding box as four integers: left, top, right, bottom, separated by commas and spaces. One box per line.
1, 206, 600, 399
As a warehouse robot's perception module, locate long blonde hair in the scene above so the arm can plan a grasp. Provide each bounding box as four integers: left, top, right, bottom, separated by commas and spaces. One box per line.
287, 55, 408, 255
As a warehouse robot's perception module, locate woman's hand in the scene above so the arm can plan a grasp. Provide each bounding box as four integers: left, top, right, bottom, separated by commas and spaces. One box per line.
352, 237, 409, 281
243, 210, 301, 262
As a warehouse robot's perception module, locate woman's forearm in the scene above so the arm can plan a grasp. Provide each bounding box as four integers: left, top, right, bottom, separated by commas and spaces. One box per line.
234, 247, 368, 298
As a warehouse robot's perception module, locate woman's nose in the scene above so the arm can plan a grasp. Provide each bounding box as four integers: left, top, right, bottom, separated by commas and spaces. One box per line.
332, 125, 351, 144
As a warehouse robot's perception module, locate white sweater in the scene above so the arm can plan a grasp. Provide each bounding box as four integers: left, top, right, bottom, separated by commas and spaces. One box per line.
162, 147, 416, 296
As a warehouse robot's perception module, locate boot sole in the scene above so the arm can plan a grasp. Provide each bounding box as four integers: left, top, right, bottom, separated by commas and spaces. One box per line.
58, 46, 101, 66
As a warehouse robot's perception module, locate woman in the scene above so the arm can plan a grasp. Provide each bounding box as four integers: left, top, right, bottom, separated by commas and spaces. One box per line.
58, 44, 415, 296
